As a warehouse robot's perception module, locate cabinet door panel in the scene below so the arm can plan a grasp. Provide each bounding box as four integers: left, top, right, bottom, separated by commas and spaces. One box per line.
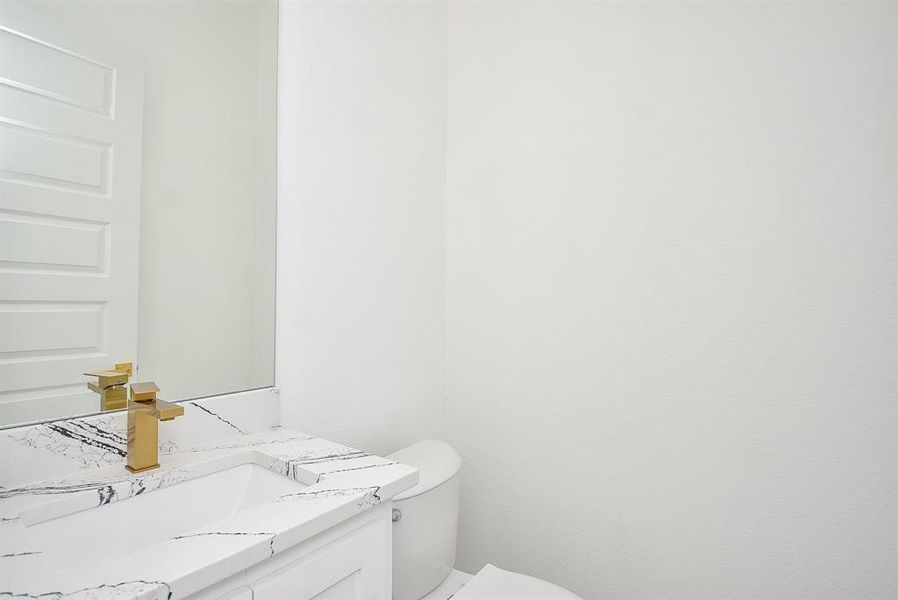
251, 515, 389, 600
214, 586, 253, 600
311, 571, 361, 599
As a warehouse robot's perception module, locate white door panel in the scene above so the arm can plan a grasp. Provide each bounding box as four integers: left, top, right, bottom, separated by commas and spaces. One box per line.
0, 83, 118, 141
0, 27, 114, 116
1, 211, 107, 273
0, 121, 111, 193
0, 0, 143, 426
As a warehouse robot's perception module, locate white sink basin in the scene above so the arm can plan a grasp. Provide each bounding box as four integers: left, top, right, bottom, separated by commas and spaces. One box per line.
26, 464, 306, 570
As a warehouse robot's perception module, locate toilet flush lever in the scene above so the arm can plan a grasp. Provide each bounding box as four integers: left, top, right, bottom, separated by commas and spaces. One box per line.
392, 509, 402, 523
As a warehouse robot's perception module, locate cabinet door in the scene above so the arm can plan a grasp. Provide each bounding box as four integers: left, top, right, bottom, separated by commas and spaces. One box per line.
251, 514, 389, 600
214, 586, 252, 600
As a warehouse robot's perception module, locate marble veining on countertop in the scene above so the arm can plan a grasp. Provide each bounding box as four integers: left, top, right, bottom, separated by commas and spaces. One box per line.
0, 391, 418, 599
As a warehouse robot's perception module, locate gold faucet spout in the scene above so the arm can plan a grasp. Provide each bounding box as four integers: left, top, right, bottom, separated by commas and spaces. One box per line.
153, 399, 184, 421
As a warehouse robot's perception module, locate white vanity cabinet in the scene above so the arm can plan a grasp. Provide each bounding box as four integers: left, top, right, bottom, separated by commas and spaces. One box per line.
192, 503, 392, 600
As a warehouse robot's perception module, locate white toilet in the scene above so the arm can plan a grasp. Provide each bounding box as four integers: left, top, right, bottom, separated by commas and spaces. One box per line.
388, 440, 582, 600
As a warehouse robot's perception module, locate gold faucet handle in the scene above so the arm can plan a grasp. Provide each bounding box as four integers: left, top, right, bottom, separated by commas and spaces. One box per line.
130, 381, 160, 403
83, 369, 129, 389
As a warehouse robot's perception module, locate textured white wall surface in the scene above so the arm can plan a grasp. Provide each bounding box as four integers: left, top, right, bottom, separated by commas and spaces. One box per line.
277, 1, 897, 597
276, 0, 447, 456
445, 2, 896, 598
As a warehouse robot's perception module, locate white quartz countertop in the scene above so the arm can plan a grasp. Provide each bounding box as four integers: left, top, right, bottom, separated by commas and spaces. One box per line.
0, 422, 417, 599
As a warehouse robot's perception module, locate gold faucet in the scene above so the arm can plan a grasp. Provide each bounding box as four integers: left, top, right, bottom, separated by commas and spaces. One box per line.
83, 363, 133, 411
126, 382, 184, 473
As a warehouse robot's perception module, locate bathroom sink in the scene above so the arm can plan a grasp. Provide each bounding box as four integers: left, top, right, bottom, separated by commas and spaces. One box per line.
25, 464, 306, 570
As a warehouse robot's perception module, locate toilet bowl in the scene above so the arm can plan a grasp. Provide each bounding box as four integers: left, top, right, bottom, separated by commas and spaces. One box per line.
387, 441, 582, 600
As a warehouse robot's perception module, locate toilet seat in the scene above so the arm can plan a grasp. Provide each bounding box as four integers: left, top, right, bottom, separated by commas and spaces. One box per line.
452, 564, 582, 600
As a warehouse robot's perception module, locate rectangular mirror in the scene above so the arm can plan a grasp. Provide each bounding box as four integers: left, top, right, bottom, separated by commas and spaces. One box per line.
0, 0, 277, 428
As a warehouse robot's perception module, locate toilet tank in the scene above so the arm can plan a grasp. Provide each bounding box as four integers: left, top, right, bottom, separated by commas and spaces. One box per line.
387, 440, 462, 600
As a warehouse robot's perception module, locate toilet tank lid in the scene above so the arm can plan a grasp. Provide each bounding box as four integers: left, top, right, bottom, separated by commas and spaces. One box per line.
387, 440, 461, 500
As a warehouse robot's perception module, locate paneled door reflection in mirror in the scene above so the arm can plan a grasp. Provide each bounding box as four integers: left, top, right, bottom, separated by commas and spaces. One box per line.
0, 0, 277, 428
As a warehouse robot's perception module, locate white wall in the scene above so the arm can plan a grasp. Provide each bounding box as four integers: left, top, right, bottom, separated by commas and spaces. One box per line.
23, 0, 278, 402
445, 1, 897, 598
276, 1, 447, 456
276, 0, 897, 597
